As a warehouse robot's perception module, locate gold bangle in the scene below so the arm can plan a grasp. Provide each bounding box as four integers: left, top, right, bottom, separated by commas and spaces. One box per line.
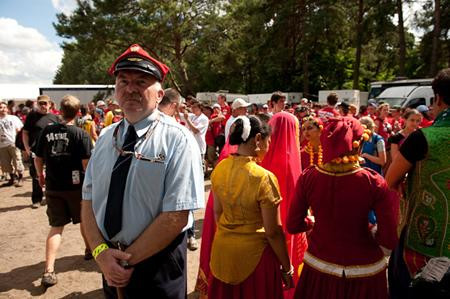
92, 243, 109, 260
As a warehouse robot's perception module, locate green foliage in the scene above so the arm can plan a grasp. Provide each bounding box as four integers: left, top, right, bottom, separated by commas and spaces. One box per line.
53, 0, 449, 97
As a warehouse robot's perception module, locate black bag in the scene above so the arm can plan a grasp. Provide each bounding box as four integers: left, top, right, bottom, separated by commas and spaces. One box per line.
15, 128, 25, 151
408, 258, 450, 299
214, 134, 225, 149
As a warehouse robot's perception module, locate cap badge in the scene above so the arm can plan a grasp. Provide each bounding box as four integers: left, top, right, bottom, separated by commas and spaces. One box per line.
130, 45, 140, 52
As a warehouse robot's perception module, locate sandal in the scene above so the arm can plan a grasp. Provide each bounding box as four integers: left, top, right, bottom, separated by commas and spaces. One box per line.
41, 271, 57, 287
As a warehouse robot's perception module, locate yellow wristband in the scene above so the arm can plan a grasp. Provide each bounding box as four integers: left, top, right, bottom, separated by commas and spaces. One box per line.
92, 243, 109, 260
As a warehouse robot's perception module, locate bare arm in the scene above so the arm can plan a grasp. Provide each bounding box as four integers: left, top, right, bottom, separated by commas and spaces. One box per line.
90, 122, 98, 141
34, 156, 44, 176
82, 159, 89, 171
385, 152, 413, 189
22, 129, 31, 156
390, 144, 399, 161
209, 114, 225, 124
34, 156, 45, 187
81, 200, 133, 287
183, 113, 200, 134
125, 211, 189, 265
362, 150, 387, 166
262, 206, 291, 271
81, 200, 107, 251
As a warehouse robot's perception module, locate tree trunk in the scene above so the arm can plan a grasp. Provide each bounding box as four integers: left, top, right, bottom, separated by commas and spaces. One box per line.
353, 0, 364, 90
397, 0, 406, 76
299, 0, 309, 96
173, 33, 194, 96
429, 0, 441, 76
302, 51, 309, 97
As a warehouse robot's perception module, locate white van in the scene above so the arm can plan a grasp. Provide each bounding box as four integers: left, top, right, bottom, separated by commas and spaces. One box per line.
376, 85, 434, 108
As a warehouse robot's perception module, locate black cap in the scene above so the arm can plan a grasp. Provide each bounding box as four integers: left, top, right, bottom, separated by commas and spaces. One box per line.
114, 56, 163, 81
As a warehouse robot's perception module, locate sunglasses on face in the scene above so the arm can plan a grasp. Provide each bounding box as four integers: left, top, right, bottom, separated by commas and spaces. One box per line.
38, 102, 49, 106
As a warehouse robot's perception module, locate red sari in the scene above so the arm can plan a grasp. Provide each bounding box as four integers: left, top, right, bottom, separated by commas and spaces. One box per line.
261, 112, 308, 298
195, 141, 237, 297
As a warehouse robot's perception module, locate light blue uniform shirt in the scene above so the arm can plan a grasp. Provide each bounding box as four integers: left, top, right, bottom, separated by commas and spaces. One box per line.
82, 110, 205, 245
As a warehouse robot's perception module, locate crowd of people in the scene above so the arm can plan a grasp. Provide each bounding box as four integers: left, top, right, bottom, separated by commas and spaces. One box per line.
0, 43, 449, 299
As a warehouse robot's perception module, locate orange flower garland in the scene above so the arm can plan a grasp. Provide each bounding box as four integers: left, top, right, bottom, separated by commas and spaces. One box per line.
305, 142, 323, 166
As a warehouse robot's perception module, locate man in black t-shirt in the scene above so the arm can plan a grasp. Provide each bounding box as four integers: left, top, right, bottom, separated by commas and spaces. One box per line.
22, 95, 59, 207
34, 95, 92, 287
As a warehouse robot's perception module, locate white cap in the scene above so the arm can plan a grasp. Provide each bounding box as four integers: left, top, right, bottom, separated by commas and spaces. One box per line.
301, 98, 309, 103
262, 104, 268, 109
212, 103, 221, 109
96, 100, 106, 107
231, 98, 251, 110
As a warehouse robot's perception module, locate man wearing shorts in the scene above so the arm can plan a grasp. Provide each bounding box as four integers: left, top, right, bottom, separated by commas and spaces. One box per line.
34, 95, 92, 287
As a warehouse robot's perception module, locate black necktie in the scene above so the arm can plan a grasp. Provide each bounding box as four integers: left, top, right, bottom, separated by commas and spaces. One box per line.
104, 125, 138, 239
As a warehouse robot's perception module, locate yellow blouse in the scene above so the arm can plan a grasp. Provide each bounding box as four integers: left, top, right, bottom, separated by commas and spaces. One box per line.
210, 155, 282, 284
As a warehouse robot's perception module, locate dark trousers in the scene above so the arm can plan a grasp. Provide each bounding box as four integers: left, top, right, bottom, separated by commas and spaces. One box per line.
29, 156, 43, 204
103, 232, 187, 299
187, 215, 195, 238
388, 231, 411, 299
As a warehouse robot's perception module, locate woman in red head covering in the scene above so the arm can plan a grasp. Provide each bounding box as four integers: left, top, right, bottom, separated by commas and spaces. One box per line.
261, 112, 307, 298
300, 116, 323, 170
287, 117, 399, 299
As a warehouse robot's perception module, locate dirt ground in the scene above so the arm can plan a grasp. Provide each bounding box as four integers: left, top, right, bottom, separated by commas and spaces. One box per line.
0, 171, 207, 298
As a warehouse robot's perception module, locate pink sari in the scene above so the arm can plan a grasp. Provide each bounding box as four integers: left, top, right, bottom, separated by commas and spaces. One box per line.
195, 141, 237, 297
261, 112, 308, 299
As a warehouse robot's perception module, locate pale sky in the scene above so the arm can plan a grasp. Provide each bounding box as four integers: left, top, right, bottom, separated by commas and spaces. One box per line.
0, 0, 77, 85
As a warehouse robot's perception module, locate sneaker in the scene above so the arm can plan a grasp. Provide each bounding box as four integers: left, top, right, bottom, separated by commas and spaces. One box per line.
40, 199, 47, 206
2, 176, 14, 187
187, 236, 198, 251
14, 178, 23, 187
31, 203, 39, 209
84, 248, 93, 260
14, 174, 23, 187
41, 271, 57, 287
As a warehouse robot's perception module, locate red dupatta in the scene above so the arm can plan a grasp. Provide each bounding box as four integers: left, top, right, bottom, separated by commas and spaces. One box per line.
261, 112, 307, 298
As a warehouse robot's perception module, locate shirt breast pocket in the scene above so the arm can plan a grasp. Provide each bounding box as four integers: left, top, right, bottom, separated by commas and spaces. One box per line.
131, 159, 166, 199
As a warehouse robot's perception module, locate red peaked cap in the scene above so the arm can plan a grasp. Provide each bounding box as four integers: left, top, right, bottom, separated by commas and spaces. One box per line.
108, 44, 170, 82
320, 117, 364, 164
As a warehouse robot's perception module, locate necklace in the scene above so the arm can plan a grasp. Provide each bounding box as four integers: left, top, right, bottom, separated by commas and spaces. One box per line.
305, 142, 323, 166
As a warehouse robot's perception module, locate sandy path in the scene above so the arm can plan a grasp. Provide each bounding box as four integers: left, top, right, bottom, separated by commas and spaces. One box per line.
0, 171, 206, 298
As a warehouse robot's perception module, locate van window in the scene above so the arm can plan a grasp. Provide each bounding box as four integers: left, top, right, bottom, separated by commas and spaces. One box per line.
406, 98, 426, 108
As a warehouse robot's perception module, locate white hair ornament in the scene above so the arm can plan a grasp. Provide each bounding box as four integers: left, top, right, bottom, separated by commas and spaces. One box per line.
236, 116, 251, 141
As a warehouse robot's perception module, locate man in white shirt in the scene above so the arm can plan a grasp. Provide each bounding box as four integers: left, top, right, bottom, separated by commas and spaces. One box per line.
0, 101, 24, 187
269, 91, 287, 115
224, 98, 250, 139
183, 102, 209, 157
